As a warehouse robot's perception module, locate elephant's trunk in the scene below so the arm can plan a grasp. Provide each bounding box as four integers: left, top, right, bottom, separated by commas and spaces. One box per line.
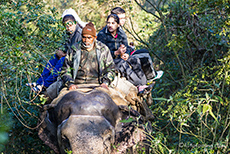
57, 115, 115, 154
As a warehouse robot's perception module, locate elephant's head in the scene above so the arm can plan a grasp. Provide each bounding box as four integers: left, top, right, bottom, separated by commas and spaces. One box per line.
57, 115, 115, 154
38, 89, 151, 154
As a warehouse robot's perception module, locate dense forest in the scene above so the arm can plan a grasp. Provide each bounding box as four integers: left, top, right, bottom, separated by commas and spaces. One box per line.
0, 0, 229, 153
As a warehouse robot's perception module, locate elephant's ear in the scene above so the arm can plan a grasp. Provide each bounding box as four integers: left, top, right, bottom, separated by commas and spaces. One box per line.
38, 107, 59, 153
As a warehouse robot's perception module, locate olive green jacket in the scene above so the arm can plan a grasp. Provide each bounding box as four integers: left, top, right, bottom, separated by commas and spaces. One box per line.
61, 40, 115, 87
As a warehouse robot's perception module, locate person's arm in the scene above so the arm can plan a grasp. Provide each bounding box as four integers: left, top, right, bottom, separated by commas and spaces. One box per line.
122, 38, 131, 56
119, 27, 131, 55
60, 53, 75, 88
43, 57, 65, 88
36, 54, 59, 86
99, 44, 116, 86
126, 45, 133, 55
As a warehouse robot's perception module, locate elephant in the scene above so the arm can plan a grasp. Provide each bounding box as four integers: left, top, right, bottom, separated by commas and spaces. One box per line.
38, 88, 152, 154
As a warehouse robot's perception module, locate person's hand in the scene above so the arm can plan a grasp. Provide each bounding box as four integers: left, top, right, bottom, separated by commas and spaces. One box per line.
56, 49, 66, 59
119, 44, 126, 56
121, 53, 129, 61
115, 44, 126, 56
100, 83, 109, 90
114, 49, 121, 56
69, 84, 78, 90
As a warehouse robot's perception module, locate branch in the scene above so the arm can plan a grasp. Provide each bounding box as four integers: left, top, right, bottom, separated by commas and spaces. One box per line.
123, 27, 141, 44
134, 0, 161, 21
125, 17, 149, 47
165, 70, 183, 88
157, 0, 163, 9
125, 17, 165, 63
146, 0, 159, 12
146, 0, 165, 21
1, 76, 42, 130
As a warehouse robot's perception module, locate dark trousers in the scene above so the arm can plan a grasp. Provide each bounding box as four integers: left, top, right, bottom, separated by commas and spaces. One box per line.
114, 57, 147, 86
131, 49, 156, 82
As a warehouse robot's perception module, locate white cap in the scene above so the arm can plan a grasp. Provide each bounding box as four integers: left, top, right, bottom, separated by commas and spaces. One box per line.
61, 8, 87, 27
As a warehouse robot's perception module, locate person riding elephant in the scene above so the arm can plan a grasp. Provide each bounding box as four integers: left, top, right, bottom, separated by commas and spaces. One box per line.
37, 22, 152, 154
97, 14, 147, 89
27, 8, 86, 93
60, 22, 115, 91
110, 7, 158, 87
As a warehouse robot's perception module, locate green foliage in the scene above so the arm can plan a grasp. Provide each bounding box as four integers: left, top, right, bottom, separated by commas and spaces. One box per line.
0, 108, 13, 152
135, 0, 230, 153
120, 117, 135, 123
0, 0, 64, 153
65, 149, 73, 154
150, 0, 229, 90
1, 0, 230, 153
151, 62, 230, 153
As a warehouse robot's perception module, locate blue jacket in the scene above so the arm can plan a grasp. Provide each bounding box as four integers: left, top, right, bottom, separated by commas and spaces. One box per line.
36, 55, 65, 88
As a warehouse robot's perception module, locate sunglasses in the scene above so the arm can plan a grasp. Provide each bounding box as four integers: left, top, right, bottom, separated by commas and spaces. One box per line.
64, 21, 76, 27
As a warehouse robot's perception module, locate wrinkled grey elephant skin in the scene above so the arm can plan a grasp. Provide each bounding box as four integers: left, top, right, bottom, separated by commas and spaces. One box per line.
38, 89, 151, 154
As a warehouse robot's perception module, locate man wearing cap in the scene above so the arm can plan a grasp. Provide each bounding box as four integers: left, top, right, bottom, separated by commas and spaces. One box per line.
61, 22, 115, 90
27, 8, 85, 93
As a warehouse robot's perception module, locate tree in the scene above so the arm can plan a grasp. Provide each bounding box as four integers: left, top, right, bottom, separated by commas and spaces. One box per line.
1, 0, 229, 153
132, 0, 230, 153
0, 0, 63, 152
